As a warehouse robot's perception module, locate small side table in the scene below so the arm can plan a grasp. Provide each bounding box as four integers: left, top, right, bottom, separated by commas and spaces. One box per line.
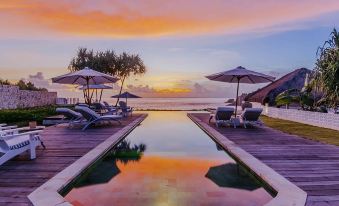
231, 117, 241, 127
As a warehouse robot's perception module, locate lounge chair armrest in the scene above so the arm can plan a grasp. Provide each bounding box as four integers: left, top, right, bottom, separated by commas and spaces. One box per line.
0, 125, 18, 130
2, 127, 43, 134
0, 128, 21, 135
1, 130, 43, 141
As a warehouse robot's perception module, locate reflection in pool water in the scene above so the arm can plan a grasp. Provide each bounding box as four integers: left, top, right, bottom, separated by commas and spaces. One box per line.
65, 111, 273, 206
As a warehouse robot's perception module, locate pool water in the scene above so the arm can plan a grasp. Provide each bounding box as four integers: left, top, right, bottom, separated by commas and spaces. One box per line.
65, 111, 273, 206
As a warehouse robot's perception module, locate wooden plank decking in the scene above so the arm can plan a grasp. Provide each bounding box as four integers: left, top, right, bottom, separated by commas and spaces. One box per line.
190, 113, 339, 206
0, 114, 145, 206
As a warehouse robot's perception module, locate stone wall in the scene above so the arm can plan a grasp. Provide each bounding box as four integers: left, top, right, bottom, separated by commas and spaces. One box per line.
263, 105, 339, 131
0, 85, 57, 109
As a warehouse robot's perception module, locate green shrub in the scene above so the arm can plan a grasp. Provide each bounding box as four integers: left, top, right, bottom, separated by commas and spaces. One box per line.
0, 106, 58, 125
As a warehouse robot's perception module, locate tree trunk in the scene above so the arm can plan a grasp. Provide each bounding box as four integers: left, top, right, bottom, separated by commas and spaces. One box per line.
115, 75, 126, 106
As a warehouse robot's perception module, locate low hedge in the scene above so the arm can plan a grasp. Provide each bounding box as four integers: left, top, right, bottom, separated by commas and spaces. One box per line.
0, 106, 58, 125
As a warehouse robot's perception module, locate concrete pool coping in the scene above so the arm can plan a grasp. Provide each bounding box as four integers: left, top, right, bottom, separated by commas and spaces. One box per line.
28, 114, 147, 206
188, 113, 307, 206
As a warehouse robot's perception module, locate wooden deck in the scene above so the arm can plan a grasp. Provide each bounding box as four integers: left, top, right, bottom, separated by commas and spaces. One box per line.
190, 113, 339, 206
0, 114, 145, 206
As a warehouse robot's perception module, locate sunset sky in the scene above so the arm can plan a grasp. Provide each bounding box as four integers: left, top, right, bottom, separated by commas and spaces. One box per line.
1, 0, 339, 98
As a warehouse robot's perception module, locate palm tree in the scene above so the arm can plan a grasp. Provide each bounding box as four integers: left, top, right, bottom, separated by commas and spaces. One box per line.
314, 28, 339, 108
68, 48, 146, 104
114, 52, 146, 106
275, 87, 316, 110
275, 89, 300, 109
69, 48, 117, 73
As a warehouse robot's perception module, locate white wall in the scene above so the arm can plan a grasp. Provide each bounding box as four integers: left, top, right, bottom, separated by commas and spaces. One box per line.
0, 85, 57, 109
263, 105, 339, 131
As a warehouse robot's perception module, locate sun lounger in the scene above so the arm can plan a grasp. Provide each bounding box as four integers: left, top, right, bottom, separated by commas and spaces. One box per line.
103, 101, 118, 112
0, 129, 44, 165
91, 102, 117, 115
91, 102, 105, 111
76, 103, 90, 107
56, 108, 84, 127
75, 106, 123, 130
214, 107, 235, 128
0, 125, 18, 130
119, 101, 133, 117
100, 102, 118, 114
240, 108, 263, 128
103, 101, 115, 109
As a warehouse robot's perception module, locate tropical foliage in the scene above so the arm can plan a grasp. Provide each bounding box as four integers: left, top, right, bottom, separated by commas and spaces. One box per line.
275, 86, 317, 111
0, 79, 11, 85
313, 28, 339, 108
68, 48, 146, 105
275, 89, 300, 109
108, 140, 147, 163
276, 28, 339, 112
16, 80, 48, 91
0, 78, 47, 91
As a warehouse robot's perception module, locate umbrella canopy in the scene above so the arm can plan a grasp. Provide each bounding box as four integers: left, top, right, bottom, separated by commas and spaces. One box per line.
52, 67, 119, 104
79, 84, 113, 103
205, 163, 261, 191
206, 66, 275, 116
111, 92, 141, 99
206, 66, 275, 83
52, 67, 119, 85
111, 91, 141, 104
78, 84, 113, 90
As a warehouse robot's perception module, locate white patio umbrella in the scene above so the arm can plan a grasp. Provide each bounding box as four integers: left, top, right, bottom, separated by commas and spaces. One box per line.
79, 84, 113, 103
206, 66, 275, 116
52, 67, 119, 104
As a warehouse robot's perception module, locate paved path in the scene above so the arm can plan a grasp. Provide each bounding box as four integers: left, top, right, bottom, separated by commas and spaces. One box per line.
189, 113, 339, 206
0, 114, 146, 206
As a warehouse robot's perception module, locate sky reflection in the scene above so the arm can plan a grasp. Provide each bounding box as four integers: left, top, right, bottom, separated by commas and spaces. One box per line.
65, 112, 272, 206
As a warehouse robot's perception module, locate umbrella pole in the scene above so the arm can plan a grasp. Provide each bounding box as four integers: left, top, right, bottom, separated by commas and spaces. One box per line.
90, 89, 94, 103
83, 90, 86, 103
85, 89, 88, 104
126, 96, 128, 105
99, 89, 103, 103
86, 77, 90, 105
235, 78, 240, 117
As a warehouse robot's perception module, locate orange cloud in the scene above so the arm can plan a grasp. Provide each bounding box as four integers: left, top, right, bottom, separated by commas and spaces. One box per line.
1, 0, 339, 37
155, 88, 191, 94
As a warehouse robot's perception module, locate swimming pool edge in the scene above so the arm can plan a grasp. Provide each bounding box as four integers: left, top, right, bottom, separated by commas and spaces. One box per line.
187, 113, 307, 206
28, 114, 148, 206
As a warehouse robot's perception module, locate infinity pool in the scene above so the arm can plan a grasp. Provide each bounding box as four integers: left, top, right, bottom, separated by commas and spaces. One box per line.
65, 111, 273, 206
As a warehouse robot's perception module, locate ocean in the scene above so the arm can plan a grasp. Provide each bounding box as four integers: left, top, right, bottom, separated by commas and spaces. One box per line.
102, 97, 229, 110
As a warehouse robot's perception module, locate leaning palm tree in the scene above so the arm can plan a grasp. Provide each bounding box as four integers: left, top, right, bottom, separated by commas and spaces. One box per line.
276, 87, 316, 110
275, 89, 300, 109
314, 28, 339, 108
113, 53, 146, 106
